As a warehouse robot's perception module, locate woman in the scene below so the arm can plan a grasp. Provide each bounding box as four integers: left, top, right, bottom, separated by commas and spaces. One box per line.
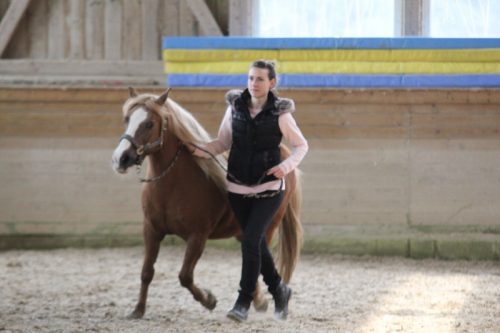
191, 60, 308, 322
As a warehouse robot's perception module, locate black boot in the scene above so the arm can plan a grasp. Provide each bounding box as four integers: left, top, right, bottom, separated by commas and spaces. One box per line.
227, 302, 249, 322
272, 281, 292, 320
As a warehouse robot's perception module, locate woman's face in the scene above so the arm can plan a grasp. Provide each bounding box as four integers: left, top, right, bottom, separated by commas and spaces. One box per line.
247, 67, 276, 99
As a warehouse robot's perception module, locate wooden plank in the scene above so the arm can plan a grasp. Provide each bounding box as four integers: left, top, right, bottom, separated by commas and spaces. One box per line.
0, 75, 163, 86
228, 0, 252, 36
412, 113, 500, 128
399, 0, 429, 36
67, 0, 84, 59
0, 59, 163, 76
1, 85, 500, 106
159, 0, 179, 36
186, 0, 222, 36
47, 0, 64, 59
0, 110, 122, 137
104, 0, 122, 60
0, 101, 120, 113
296, 104, 409, 124
85, 0, 104, 59
141, 0, 160, 60
0, 85, 142, 103
28, 0, 48, 58
0, 0, 30, 56
311, 89, 500, 105
296, 112, 408, 127
411, 104, 500, 115
122, 0, 142, 60
300, 126, 408, 139
412, 127, 500, 139
178, 0, 197, 36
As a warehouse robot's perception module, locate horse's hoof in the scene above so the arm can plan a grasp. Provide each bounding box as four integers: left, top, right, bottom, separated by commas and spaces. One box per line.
202, 289, 217, 310
253, 298, 269, 313
127, 309, 144, 319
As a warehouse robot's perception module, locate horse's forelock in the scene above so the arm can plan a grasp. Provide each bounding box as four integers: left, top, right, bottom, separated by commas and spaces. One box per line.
122, 94, 166, 124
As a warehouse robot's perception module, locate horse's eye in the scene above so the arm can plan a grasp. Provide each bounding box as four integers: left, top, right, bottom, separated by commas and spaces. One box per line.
124, 116, 130, 124
145, 121, 154, 129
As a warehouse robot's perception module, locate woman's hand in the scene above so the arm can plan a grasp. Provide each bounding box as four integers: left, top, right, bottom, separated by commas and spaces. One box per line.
267, 165, 286, 179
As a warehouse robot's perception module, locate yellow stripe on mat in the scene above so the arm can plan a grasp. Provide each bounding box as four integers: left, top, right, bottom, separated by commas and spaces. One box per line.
279, 49, 500, 62
165, 61, 500, 74
164, 49, 500, 63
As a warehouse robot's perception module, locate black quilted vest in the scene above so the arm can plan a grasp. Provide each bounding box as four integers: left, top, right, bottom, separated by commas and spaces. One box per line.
227, 89, 285, 186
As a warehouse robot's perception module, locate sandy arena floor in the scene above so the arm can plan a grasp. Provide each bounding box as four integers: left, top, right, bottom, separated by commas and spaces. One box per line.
0, 246, 499, 333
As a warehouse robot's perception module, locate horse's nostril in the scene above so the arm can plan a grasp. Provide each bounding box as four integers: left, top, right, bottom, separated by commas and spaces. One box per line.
120, 154, 129, 166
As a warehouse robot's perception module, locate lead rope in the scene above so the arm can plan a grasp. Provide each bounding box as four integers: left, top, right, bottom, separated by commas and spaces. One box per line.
136, 145, 183, 183
187, 143, 283, 199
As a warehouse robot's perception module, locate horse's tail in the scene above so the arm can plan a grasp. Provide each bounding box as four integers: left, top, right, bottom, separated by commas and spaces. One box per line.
277, 168, 303, 283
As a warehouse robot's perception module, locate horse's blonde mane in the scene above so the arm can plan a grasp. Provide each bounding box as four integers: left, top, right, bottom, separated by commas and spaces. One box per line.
123, 93, 227, 193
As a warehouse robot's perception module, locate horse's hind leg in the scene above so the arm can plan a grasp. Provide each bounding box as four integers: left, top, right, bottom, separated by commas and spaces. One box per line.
128, 226, 163, 319
253, 282, 269, 312
178, 235, 217, 310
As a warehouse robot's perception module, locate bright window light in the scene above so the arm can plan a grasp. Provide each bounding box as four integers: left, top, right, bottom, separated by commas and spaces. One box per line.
255, 0, 395, 37
430, 0, 500, 37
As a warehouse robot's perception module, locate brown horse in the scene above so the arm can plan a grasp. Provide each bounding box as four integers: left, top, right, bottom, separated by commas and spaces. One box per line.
111, 88, 303, 319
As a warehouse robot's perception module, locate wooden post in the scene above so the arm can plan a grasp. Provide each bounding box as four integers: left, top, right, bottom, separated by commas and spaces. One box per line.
396, 0, 430, 36
123, 0, 142, 60
48, 0, 65, 59
67, 0, 85, 59
179, 0, 197, 36
105, 0, 122, 60
85, 0, 105, 60
160, 0, 179, 37
29, 0, 48, 59
142, 0, 160, 60
0, 0, 31, 57
229, 0, 253, 36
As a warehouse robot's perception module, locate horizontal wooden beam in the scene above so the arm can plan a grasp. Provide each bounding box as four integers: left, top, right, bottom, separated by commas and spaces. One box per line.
0, 60, 163, 76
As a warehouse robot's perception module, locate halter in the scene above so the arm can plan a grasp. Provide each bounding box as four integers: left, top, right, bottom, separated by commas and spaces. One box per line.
119, 109, 182, 183
119, 125, 165, 165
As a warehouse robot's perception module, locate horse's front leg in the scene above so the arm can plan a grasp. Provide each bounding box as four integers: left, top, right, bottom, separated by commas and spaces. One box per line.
128, 224, 163, 319
178, 234, 217, 310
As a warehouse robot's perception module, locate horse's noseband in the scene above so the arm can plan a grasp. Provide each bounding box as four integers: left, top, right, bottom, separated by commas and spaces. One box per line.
120, 134, 144, 162
118, 120, 183, 183
119, 125, 165, 164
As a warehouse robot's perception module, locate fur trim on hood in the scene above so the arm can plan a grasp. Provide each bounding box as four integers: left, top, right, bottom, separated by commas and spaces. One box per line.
225, 89, 295, 115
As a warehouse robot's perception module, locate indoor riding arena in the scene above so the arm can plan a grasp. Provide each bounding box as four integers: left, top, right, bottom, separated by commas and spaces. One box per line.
1, 1, 499, 332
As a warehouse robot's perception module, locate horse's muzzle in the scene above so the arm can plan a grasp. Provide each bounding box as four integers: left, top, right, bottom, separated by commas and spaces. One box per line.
112, 150, 139, 174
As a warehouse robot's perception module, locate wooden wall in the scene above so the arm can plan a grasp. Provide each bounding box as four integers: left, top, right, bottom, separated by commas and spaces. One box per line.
0, 0, 236, 85
1, 87, 500, 237
0, 0, 231, 60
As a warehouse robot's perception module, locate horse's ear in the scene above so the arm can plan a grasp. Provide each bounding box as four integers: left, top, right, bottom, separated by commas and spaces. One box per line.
155, 88, 172, 106
128, 86, 138, 97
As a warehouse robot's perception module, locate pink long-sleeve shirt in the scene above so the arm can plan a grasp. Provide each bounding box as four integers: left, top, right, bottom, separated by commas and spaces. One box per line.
194, 105, 308, 194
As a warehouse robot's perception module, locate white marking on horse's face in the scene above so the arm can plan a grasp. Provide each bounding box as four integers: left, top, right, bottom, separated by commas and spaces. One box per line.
111, 108, 149, 173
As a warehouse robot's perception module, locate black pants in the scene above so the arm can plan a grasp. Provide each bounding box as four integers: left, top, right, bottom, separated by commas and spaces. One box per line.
228, 191, 284, 307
